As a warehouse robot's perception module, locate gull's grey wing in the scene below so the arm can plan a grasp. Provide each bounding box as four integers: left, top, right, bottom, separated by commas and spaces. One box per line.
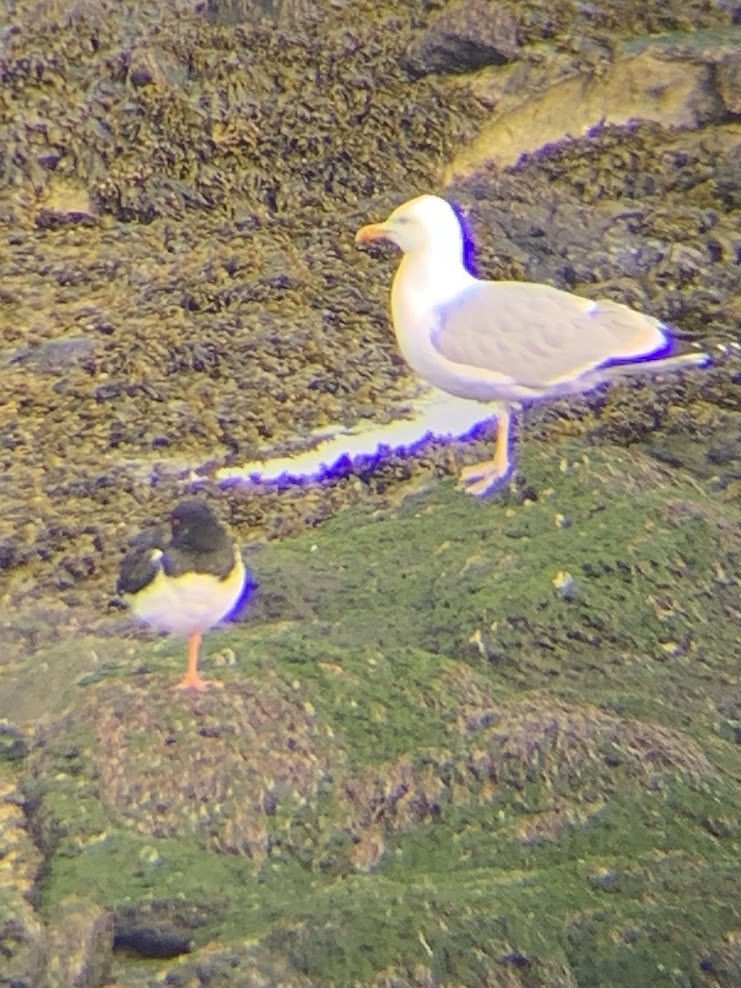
116, 524, 168, 596
432, 282, 667, 388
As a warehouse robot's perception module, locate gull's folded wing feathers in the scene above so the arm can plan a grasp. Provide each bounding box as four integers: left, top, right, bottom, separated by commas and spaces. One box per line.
431, 282, 667, 388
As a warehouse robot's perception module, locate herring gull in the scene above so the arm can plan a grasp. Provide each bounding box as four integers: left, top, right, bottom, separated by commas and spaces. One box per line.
355, 194, 709, 497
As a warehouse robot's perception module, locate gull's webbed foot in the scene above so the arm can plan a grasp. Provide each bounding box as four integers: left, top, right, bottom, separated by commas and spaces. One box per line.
457, 459, 512, 498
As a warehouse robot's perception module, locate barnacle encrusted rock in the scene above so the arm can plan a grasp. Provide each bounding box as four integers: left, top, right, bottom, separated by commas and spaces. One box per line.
29, 675, 340, 860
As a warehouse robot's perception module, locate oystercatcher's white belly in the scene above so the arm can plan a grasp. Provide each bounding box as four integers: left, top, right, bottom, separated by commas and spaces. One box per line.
128, 553, 245, 636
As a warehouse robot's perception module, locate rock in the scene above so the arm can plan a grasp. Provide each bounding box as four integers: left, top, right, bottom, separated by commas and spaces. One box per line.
112, 924, 191, 959
0, 907, 47, 988
403, 0, 522, 77
29, 679, 339, 861
714, 141, 741, 207
15, 337, 96, 373
717, 50, 741, 113
43, 898, 113, 988
126, 45, 188, 90
449, 44, 730, 175
93, 382, 123, 402
699, 936, 741, 985
35, 180, 97, 228
204, 0, 317, 26
717, 1, 741, 23
0, 538, 18, 570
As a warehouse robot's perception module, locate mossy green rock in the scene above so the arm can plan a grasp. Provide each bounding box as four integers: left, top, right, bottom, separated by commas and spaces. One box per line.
20, 444, 741, 986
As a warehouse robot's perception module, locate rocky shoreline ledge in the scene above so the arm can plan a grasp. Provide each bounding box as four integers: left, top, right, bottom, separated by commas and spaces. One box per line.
0, 0, 739, 984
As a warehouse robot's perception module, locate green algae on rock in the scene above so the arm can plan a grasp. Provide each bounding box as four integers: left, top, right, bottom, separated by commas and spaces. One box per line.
16, 448, 741, 985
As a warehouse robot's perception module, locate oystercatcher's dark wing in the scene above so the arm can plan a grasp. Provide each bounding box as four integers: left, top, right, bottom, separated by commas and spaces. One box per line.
116, 524, 168, 596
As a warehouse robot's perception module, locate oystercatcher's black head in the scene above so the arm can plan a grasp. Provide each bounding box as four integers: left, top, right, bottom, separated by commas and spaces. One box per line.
170, 500, 227, 553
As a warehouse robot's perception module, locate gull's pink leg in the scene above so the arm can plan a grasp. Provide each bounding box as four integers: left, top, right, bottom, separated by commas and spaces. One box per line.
458, 406, 513, 497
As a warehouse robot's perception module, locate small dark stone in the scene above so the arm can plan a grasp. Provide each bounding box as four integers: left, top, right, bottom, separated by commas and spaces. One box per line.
503, 525, 530, 539
645, 445, 685, 469
62, 555, 96, 580
38, 151, 62, 170
555, 263, 578, 289
198, 724, 223, 738
38, 208, 96, 230
501, 951, 533, 969
589, 871, 621, 892
707, 441, 741, 465
129, 64, 154, 87
95, 382, 123, 402
0, 538, 17, 569
113, 926, 191, 959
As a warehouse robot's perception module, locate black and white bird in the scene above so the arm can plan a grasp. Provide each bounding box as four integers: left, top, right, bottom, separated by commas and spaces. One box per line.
116, 500, 250, 691
356, 194, 709, 497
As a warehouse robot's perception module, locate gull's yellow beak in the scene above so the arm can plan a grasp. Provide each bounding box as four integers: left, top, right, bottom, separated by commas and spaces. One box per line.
355, 222, 389, 244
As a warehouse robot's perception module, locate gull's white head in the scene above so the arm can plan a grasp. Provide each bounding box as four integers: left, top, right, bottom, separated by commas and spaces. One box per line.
355, 194, 464, 257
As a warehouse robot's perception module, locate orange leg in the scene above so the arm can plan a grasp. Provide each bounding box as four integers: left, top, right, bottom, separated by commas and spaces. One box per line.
176, 633, 210, 691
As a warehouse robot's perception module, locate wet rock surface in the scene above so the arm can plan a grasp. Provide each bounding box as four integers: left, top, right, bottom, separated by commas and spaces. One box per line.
0, 0, 740, 984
